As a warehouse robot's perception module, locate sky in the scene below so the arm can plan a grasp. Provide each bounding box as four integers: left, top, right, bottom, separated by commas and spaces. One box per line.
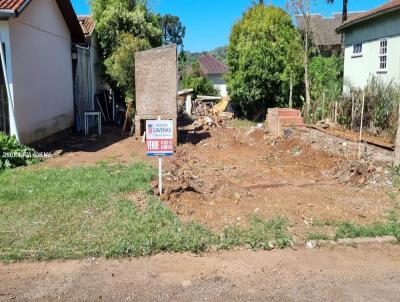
71, 0, 389, 53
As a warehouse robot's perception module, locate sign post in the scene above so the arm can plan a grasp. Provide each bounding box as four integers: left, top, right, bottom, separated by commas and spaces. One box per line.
146, 118, 174, 196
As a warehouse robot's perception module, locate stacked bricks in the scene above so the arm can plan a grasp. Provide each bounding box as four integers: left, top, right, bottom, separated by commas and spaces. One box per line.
266, 108, 306, 136
135, 44, 178, 145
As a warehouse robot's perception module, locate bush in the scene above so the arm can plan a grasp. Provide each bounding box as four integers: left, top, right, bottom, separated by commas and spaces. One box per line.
181, 61, 219, 96
309, 56, 343, 122
226, 4, 303, 118
0, 133, 39, 170
181, 75, 218, 96
344, 76, 400, 138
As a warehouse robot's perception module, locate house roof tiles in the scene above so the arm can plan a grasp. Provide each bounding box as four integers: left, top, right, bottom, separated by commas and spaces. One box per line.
337, 0, 400, 32
78, 15, 95, 39
0, 0, 28, 12
297, 12, 363, 46
198, 55, 227, 76
0, 0, 85, 44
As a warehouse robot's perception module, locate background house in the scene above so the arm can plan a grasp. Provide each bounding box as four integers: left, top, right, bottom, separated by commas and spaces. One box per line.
0, 0, 85, 144
76, 15, 106, 131
297, 12, 363, 56
337, 0, 400, 91
197, 55, 228, 96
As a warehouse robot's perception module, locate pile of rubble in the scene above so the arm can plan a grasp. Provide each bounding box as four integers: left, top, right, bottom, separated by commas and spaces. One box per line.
185, 97, 234, 132
328, 159, 392, 187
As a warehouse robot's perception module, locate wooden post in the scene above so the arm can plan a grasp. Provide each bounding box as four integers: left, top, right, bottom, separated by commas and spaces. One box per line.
358, 91, 365, 159
334, 101, 338, 124
122, 102, 132, 134
351, 92, 355, 131
394, 100, 400, 166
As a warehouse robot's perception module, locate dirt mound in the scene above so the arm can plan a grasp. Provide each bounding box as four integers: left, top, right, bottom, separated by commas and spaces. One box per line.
159, 127, 391, 238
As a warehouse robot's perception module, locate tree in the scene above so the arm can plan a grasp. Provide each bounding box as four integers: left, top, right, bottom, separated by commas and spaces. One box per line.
286, 0, 312, 120
92, 0, 163, 98
226, 4, 302, 118
92, 0, 162, 57
104, 33, 151, 99
161, 14, 186, 48
160, 14, 186, 74
327, 0, 348, 23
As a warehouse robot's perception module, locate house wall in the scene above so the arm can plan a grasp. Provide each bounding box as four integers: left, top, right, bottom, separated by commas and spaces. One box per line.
0, 21, 18, 138
343, 14, 400, 91
344, 11, 400, 46
8, 0, 74, 144
207, 75, 228, 97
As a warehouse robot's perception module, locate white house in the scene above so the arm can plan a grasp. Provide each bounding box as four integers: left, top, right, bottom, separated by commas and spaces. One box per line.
197, 55, 228, 97
0, 0, 86, 144
337, 0, 400, 92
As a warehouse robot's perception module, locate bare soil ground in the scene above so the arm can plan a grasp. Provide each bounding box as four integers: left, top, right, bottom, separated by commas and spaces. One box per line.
1, 244, 400, 301
37, 125, 394, 242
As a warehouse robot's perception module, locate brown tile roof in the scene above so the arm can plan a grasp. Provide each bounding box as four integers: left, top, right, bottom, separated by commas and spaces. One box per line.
297, 12, 363, 46
198, 55, 227, 76
78, 15, 95, 39
0, 0, 28, 12
337, 0, 400, 32
0, 0, 85, 44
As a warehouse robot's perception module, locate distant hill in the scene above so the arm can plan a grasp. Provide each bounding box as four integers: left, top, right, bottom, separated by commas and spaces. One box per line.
185, 46, 227, 66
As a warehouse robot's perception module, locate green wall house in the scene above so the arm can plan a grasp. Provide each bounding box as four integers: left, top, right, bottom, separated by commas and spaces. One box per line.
337, 0, 400, 93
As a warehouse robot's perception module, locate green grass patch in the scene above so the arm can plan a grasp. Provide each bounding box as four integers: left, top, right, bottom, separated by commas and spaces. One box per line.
0, 163, 294, 261
335, 218, 400, 242
0, 163, 219, 261
219, 217, 292, 250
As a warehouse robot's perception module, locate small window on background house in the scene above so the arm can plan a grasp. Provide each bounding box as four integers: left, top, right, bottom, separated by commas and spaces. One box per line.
353, 43, 362, 54
379, 39, 387, 70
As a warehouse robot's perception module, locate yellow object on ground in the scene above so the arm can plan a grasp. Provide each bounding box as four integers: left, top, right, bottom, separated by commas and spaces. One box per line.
213, 97, 230, 113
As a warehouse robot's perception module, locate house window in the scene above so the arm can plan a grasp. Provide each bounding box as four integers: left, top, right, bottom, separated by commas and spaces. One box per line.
379, 56, 387, 70
353, 43, 362, 54
379, 39, 387, 70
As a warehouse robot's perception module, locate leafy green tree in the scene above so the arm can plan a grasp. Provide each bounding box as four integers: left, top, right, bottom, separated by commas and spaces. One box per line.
161, 14, 186, 48
226, 4, 303, 118
181, 61, 218, 96
104, 33, 151, 99
92, 0, 162, 57
92, 0, 163, 98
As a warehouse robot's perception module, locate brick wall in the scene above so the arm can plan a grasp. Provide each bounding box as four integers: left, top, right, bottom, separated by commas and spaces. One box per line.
135, 44, 178, 118
266, 108, 305, 136
134, 44, 178, 144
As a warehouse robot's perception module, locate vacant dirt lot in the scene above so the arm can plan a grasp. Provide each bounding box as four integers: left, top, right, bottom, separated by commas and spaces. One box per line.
3, 124, 398, 301
1, 244, 400, 301
37, 125, 395, 242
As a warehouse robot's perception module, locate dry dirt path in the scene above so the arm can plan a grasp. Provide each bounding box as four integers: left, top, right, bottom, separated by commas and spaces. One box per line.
1, 244, 400, 302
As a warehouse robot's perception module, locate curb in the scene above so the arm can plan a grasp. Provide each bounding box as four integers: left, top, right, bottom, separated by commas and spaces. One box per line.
305, 236, 397, 249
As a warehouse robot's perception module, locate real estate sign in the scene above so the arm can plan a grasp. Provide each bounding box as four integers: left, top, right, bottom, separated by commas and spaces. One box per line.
146, 120, 174, 157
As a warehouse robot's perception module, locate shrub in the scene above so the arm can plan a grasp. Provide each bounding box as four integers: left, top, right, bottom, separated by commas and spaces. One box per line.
0, 133, 39, 170
309, 56, 343, 122
181, 61, 219, 96
226, 4, 303, 118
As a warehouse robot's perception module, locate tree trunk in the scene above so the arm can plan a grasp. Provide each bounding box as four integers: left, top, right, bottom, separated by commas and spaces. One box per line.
342, 0, 348, 23
394, 101, 400, 166
289, 76, 293, 108
304, 30, 311, 120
